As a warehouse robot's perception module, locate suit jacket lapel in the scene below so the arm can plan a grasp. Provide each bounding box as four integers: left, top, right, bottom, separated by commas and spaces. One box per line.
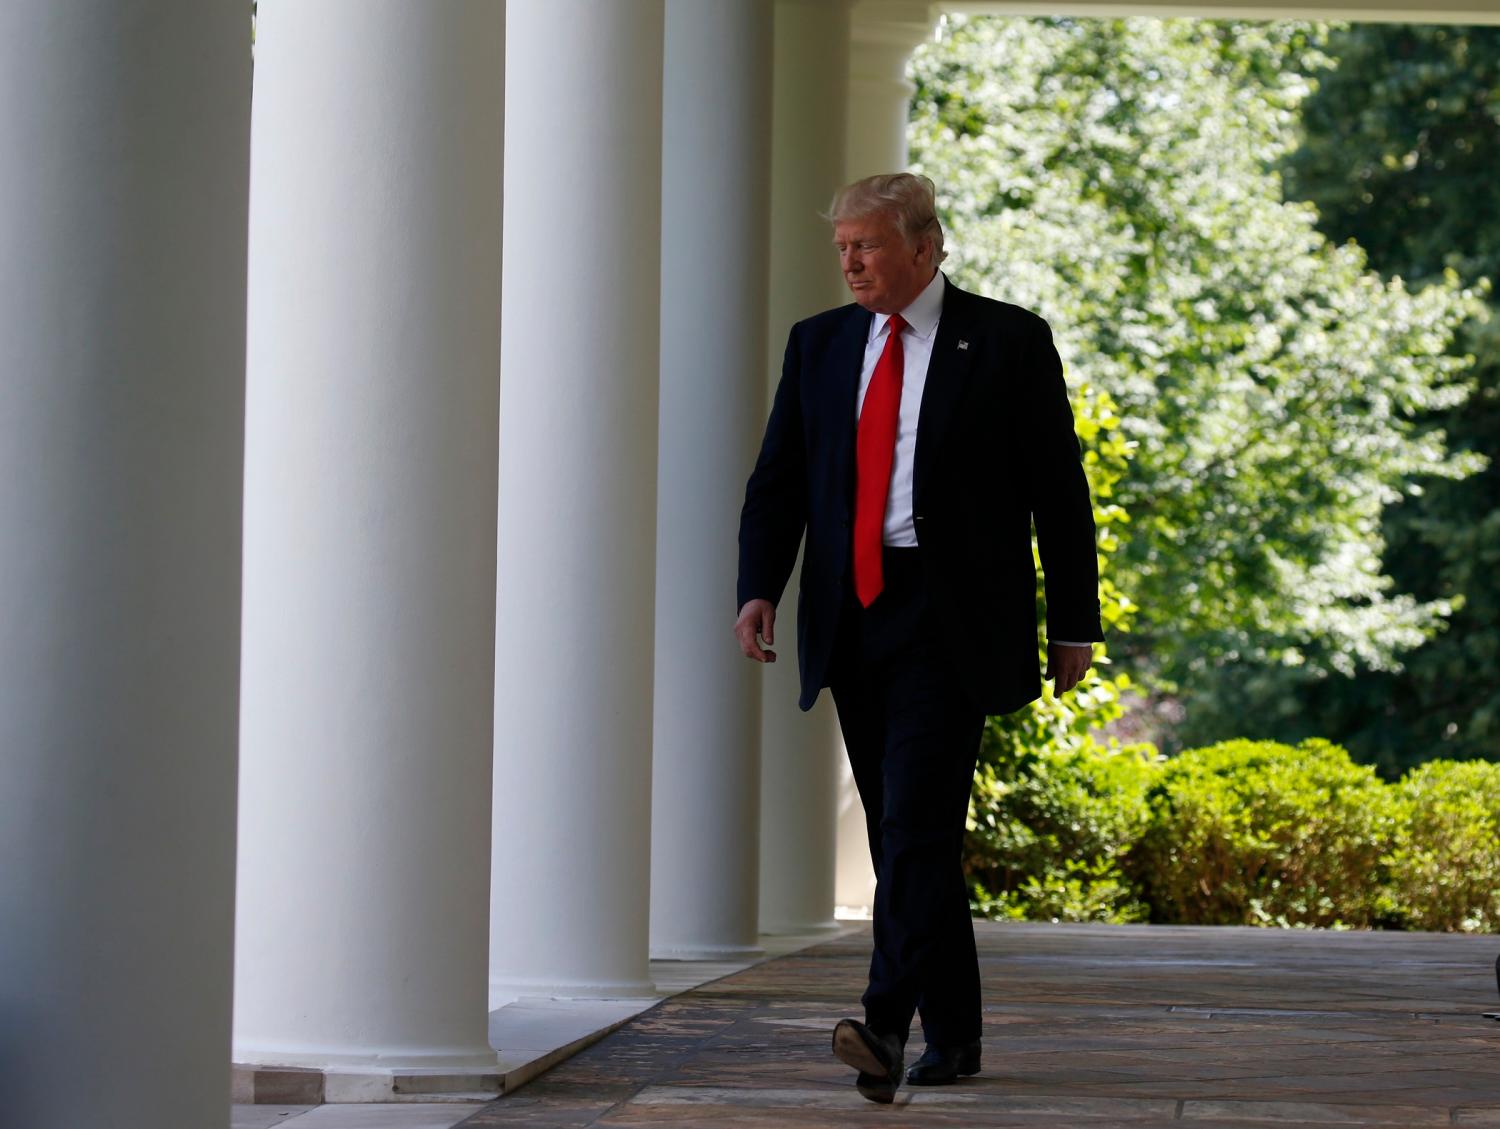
913, 279, 977, 512
824, 305, 873, 518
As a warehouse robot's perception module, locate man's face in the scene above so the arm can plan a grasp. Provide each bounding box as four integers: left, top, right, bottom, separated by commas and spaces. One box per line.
833, 211, 934, 314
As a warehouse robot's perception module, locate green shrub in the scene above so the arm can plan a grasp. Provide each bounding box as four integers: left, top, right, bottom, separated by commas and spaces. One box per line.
966, 730, 1494, 932
1382, 760, 1500, 932
965, 734, 1160, 923
962, 377, 1147, 922
1126, 738, 1400, 927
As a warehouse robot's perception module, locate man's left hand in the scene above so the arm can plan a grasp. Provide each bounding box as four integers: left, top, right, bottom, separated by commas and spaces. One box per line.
1044, 643, 1093, 695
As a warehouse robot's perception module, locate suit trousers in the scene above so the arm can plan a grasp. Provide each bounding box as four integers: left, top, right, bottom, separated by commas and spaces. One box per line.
828, 546, 986, 1048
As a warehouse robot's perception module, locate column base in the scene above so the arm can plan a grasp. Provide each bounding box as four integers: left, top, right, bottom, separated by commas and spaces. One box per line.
758, 918, 842, 937
649, 941, 766, 962
231, 1063, 501, 1105
489, 974, 658, 1010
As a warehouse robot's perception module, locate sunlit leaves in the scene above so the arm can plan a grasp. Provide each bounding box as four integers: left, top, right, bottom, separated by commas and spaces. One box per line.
910, 16, 1481, 713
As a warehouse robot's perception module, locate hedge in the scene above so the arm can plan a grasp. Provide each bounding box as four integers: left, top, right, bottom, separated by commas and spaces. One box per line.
1381, 760, 1500, 932
964, 736, 1500, 931
966, 741, 1157, 923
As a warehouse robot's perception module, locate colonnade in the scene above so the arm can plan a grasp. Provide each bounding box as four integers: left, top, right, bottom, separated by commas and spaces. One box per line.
0, 6, 251, 1127
757, 0, 854, 939
233, 1, 506, 1078
0, 1, 931, 1124
650, 1, 774, 962
836, 0, 940, 915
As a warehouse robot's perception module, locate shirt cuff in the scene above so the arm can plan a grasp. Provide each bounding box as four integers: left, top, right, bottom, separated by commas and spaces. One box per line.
1049, 640, 1094, 648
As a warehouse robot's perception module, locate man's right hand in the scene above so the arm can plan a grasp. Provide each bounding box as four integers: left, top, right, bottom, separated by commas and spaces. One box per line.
734, 599, 777, 663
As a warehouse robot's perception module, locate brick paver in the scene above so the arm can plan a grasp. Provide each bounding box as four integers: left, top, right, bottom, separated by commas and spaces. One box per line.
461, 921, 1500, 1127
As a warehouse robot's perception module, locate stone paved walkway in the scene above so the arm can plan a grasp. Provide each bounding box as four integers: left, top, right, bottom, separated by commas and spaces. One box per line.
460, 921, 1500, 1127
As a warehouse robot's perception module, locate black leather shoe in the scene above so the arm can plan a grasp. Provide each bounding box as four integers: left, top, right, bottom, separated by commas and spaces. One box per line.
832, 1019, 904, 1104
905, 1039, 981, 1085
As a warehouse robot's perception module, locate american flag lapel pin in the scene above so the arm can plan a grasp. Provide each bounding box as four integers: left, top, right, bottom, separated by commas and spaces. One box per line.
957, 339, 969, 350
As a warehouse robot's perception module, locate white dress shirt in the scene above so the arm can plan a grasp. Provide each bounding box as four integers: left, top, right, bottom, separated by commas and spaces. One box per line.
855, 268, 944, 548
854, 269, 1092, 650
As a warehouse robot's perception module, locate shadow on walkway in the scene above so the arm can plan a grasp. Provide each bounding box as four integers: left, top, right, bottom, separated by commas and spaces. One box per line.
461, 920, 1500, 1127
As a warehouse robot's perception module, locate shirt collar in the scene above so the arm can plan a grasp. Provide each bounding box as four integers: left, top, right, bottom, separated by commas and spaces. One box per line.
870, 269, 945, 343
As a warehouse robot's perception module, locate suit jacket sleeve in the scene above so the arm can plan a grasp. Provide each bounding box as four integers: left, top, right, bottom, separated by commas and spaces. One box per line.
1024, 317, 1105, 643
737, 326, 809, 611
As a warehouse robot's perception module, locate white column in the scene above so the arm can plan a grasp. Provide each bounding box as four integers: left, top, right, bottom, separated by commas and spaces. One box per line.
491, 0, 666, 1001
650, 0, 774, 961
837, 0, 938, 915
845, 1, 935, 179
234, 1, 504, 1094
0, 5, 249, 1127
757, 0, 854, 937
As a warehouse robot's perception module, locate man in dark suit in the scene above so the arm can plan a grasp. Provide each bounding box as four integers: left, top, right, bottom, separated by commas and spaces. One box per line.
735, 173, 1102, 1104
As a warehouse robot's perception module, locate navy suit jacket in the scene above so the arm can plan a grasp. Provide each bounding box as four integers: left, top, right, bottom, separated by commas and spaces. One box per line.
736, 276, 1104, 716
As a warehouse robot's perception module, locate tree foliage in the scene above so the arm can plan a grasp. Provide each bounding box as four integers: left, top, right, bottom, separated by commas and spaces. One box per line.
1284, 24, 1500, 285
1272, 24, 1500, 771
909, 17, 1482, 757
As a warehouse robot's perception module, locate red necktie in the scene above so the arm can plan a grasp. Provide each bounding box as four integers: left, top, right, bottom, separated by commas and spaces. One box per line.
853, 313, 906, 608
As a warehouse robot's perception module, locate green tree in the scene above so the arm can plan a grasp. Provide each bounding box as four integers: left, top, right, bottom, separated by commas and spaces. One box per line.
1274, 24, 1500, 771
908, 17, 1482, 755
1285, 25, 1500, 284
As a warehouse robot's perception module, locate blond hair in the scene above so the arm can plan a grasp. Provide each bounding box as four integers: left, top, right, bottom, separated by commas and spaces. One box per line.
826, 172, 947, 264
